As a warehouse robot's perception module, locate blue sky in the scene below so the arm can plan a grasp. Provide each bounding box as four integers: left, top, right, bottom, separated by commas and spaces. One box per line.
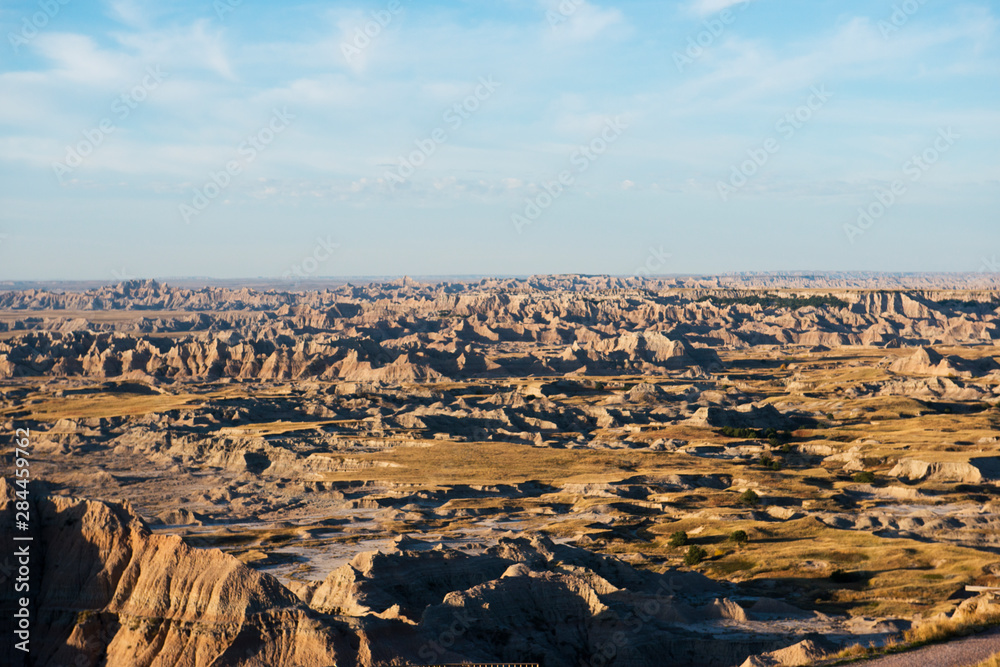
0, 0, 998, 280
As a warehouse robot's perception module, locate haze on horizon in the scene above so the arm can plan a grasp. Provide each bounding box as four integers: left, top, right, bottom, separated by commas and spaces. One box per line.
0, 0, 998, 281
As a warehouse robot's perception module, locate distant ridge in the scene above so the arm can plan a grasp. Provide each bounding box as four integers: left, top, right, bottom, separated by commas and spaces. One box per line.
2, 271, 999, 292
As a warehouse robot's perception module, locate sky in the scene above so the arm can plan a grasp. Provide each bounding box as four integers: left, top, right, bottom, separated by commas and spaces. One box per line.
0, 0, 998, 280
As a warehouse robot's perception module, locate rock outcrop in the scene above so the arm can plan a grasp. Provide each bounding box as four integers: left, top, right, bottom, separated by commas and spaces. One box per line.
888, 457, 1000, 483
0, 480, 349, 667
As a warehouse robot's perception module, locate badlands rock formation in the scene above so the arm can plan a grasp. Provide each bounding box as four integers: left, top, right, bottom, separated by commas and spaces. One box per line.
2, 275, 1000, 666
2, 278, 999, 383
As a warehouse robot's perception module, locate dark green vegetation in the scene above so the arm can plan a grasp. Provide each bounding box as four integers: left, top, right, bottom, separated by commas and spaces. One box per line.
698, 292, 849, 310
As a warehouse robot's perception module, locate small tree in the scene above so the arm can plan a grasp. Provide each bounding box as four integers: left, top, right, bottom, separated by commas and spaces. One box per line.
684, 545, 707, 566
738, 489, 760, 507
852, 471, 876, 484
729, 529, 749, 546
668, 531, 688, 548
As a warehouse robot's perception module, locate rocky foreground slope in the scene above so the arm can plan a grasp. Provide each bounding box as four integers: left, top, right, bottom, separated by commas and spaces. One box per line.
0, 480, 904, 667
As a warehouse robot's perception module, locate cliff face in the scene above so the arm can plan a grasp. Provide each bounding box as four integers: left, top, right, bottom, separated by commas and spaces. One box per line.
0, 480, 349, 667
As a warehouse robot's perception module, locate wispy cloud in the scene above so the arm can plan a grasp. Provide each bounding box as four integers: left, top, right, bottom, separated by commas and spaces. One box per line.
33, 33, 131, 85
687, 0, 752, 17
543, 0, 627, 43
112, 19, 235, 80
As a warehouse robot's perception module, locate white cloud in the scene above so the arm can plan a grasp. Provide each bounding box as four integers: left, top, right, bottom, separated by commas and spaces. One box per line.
688, 0, 752, 17
107, 0, 148, 28
112, 19, 235, 80
661, 11, 998, 118
543, 0, 626, 43
33, 33, 131, 86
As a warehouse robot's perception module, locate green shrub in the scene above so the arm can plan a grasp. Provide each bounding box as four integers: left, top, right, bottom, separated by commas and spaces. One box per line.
729, 530, 749, 546
698, 293, 848, 310
721, 426, 760, 439
737, 489, 760, 506
852, 471, 876, 484
684, 545, 708, 566
668, 531, 688, 548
